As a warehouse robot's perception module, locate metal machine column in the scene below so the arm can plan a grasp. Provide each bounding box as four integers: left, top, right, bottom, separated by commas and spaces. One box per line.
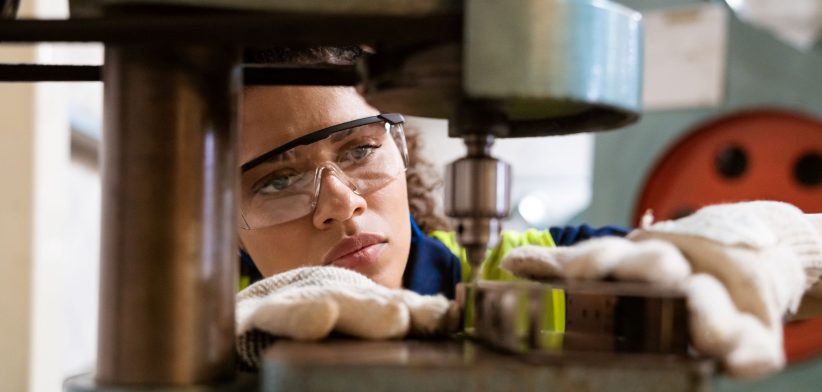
97, 45, 240, 386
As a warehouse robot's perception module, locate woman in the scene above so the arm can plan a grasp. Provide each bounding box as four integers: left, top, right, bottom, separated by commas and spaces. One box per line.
235, 47, 822, 378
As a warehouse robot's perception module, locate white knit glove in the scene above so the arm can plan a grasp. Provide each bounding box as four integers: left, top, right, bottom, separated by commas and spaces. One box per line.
501, 201, 822, 379
235, 266, 458, 368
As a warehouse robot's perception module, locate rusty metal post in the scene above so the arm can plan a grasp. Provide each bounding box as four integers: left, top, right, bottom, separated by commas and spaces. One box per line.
97, 45, 240, 386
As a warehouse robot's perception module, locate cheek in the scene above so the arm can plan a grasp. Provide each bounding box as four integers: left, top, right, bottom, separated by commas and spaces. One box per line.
364, 179, 412, 287
239, 221, 321, 276
367, 178, 410, 225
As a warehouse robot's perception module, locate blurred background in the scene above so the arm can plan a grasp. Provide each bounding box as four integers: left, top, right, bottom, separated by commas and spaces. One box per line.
1, 0, 821, 390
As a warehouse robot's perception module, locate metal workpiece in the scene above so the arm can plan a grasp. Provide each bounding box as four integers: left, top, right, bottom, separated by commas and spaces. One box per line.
97, 45, 240, 386
463, 0, 643, 134
462, 281, 690, 356
444, 134, 511, 273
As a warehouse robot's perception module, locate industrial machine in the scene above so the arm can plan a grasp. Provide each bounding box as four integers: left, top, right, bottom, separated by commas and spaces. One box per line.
0, 0, 713, 390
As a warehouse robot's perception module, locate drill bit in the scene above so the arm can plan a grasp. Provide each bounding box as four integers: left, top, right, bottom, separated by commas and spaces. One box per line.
465, 244, 487, 282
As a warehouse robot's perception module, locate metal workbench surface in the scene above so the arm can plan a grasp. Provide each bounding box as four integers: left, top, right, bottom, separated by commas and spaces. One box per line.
261, 339, 715, 392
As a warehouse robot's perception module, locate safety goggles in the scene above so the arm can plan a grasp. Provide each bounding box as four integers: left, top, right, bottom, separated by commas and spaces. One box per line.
239, 113, 408, 229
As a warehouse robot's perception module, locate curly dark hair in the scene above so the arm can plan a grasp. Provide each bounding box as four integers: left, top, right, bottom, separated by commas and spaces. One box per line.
243, 46, 451, 233
403, 126, 451, 233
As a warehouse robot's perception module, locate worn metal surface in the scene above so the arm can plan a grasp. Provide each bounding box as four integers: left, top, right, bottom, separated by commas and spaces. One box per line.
97, 45, 239, 385
464, 281, 689, 356
463, 0, 643, 131
262, 340, 714, 392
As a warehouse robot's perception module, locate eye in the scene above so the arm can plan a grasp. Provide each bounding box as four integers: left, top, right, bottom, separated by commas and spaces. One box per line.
257, 170, 303, 195
339, 144, 381, 163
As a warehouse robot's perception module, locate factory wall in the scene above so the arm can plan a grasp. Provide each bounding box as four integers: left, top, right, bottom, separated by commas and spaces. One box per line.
0, 0, 101, 390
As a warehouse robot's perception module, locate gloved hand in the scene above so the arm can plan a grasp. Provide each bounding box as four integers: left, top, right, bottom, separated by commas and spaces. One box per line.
501, 201, 822, 379
235, 266, 458, 368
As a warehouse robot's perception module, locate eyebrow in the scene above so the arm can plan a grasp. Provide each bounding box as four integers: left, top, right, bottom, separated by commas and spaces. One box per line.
252, 149, 296, 166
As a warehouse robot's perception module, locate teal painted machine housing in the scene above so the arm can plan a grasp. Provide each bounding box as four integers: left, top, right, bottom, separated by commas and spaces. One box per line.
464, 0, 643, 129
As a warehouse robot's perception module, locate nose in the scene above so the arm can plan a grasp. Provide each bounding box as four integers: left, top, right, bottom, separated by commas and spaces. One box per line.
312, 169, 367, 229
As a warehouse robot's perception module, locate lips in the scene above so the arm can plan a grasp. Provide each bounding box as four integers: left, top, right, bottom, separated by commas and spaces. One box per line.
323, 233, 388, 268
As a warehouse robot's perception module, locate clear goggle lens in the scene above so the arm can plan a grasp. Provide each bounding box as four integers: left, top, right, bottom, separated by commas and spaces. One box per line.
240, 119, 407, 229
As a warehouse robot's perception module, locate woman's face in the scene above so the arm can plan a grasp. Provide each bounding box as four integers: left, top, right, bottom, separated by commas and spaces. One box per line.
238, 86, 411, 288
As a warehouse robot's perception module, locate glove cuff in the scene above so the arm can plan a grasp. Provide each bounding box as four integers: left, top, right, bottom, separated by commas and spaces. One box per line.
755, 203, 822, 290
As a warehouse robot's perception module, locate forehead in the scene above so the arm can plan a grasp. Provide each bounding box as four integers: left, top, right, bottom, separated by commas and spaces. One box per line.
240, 86, 380, 164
